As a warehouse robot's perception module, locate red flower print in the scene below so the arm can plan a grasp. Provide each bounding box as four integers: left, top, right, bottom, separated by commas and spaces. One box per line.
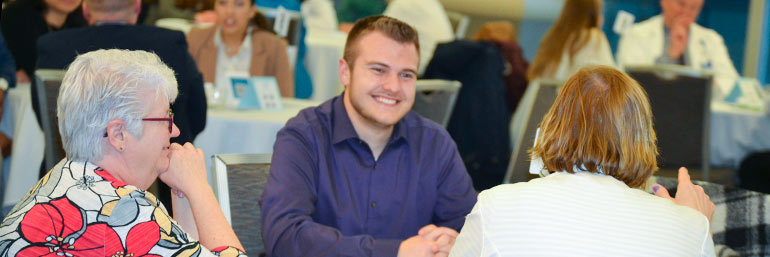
103, 221, 162, 257
94, 169, 127, 188
18, 198, 120, 256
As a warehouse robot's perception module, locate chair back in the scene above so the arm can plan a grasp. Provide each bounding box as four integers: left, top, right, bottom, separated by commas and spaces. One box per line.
33, 69, 66, 173
625, 65, 713, 180
211, 153, 272, 255
412, 79, 461, 128
504, 79, 561, 184
258, 7, 303, 69
445, 10, 470, 39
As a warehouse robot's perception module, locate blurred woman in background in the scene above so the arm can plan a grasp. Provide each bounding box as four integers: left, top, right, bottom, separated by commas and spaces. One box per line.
187, 0, 294, 97
527, 0, 615, 81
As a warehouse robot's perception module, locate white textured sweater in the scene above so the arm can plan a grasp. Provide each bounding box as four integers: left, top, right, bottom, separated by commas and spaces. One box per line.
450, 172, 715, 257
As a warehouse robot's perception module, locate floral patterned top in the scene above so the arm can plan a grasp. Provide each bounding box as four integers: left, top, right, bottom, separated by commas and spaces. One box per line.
0, 160, 247, 257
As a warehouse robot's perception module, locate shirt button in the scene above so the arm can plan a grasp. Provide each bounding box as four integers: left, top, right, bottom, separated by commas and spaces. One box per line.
371, 201, 377, 208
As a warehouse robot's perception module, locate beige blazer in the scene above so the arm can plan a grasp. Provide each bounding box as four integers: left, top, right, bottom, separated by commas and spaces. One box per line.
187, 26, 295, 97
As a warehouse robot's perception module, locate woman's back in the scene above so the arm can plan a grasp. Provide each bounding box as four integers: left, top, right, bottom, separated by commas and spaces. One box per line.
450, 172, 715, 256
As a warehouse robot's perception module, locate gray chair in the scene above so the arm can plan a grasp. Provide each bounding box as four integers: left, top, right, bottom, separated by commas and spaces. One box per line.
445, 10, 470, 39
625, 65, 713, 181
258, 7, 303, 68
33, 69, 67, 173
211, 153, 272, 255
412, 79, 461, 128
504, 79, 562, 184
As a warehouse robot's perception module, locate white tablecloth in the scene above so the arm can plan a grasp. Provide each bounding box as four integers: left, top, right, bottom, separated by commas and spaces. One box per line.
194, 98, 321, 170
710, 101, 770, 168
304, 30, 346, 101
2, 84, 44, 208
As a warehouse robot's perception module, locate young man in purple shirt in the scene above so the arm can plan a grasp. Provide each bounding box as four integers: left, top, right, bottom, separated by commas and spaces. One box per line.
260, 16, 477, 257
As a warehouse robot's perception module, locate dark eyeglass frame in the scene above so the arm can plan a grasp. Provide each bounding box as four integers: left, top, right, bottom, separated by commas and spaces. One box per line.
141, 110, 175, 134
103, 110, 175, 137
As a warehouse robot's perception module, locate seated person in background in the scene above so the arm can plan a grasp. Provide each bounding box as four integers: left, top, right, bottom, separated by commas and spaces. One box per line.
473, 21, 529, 113
0, 49, 245, 256
36, 0, 207, 145
336, 0, 386, 26
616, 0, 738, 97
527, 0, 615, 81
260, 16, 477, 257
450, 66, 716, 257
0, 0, 86, 83
383, 0, 454, 75
187, 0, 295, 97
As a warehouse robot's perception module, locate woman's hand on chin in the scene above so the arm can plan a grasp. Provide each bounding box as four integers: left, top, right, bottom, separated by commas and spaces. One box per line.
159, 142, 208, 197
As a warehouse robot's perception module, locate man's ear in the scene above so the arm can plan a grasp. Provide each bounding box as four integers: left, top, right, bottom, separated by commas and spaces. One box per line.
105, 119, 127, 152
339, 58, 351, 89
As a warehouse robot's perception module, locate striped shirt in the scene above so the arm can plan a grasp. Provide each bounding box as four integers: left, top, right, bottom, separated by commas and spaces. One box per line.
450, 172, 715, 257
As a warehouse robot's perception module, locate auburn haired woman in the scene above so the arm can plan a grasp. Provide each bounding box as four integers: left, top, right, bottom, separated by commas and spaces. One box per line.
450, 66, 716, 256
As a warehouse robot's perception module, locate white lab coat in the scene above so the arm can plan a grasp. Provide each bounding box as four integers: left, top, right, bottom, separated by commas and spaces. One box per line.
616, 15, 739, 98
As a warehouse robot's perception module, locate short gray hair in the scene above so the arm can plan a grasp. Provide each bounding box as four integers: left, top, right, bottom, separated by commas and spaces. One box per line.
58, 49, 179, 162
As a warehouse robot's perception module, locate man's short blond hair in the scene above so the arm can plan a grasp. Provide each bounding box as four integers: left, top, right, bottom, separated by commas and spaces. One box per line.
342, 15, 419, 68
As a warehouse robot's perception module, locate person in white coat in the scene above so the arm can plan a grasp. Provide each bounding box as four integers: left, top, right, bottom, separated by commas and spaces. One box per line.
616, 0, 739, 98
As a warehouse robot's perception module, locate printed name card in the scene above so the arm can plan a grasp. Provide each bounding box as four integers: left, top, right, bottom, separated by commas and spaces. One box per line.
228, 75, 283, 110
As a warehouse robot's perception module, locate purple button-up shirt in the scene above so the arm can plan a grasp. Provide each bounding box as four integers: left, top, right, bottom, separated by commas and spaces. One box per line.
260, 95, 477, 257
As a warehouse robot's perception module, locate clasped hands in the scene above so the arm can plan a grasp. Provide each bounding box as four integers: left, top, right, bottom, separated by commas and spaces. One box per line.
667, 16, 690, 60
398, 224, 458, 257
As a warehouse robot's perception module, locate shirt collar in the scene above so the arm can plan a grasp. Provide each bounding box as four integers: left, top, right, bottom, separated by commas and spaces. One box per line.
330, 93, 409, 145
94, 21, 129, 26
214, 26, 254, 55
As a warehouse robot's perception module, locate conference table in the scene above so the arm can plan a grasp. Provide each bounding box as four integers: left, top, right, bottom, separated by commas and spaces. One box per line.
193, 98, 322, 170
1, 83, 44, 210
710, 101, 770, 167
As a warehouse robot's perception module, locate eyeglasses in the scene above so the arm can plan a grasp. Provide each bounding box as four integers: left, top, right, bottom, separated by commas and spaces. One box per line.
103, 110, 175, 137
142, 110, 175, 134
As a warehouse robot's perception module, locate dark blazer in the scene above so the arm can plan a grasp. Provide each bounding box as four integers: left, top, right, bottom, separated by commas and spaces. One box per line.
35, 24, 207, 144
422, 40, 510, 191
0, 0, 86, 79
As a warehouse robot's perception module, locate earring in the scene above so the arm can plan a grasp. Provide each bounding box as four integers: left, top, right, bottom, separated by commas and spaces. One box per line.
120, 147, 124, 151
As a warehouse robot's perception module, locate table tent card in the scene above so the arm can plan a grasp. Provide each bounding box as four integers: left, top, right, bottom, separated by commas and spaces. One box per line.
249, 77, 284, 110
226, 74, 284, 110
723, 77, 766, 112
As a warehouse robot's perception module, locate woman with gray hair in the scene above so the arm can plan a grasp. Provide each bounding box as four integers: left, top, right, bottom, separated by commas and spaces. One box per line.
0, 49, 246, 256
